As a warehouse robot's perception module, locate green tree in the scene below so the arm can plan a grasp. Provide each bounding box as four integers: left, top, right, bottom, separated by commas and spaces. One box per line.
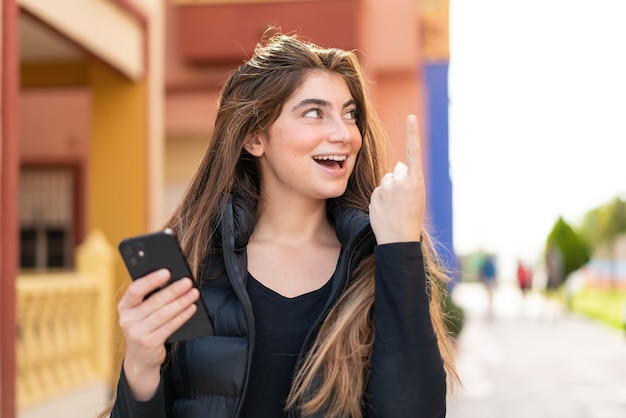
579, 197, 626, 253
579, 197, 626, 284
546, 216, 590, 285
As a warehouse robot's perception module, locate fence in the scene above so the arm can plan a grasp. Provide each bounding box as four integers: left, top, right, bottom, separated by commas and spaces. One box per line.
16, 230, 115, 410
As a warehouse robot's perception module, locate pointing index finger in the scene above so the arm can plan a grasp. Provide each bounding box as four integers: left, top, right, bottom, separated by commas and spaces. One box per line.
406, 114, 421, 178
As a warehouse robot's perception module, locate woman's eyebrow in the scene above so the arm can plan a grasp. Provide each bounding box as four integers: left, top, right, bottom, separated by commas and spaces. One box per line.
292, 98, 329, 111
292, 98, 356, 111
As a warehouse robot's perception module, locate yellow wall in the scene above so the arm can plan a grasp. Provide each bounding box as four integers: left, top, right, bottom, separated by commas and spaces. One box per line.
88, 60, 149, 373
89, 59, 148, 240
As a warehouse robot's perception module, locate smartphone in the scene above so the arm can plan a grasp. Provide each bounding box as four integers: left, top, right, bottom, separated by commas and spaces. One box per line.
118, 228, 213, 343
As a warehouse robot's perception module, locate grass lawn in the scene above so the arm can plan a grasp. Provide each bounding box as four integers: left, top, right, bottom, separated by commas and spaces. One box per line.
569, 287, 626, 331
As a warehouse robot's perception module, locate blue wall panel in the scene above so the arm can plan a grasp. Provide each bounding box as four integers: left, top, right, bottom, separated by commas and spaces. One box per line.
425, 62, 457, 286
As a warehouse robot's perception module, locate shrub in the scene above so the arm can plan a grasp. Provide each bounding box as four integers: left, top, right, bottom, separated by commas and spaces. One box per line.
443, 290, 465, 338
546, 216, 590, 286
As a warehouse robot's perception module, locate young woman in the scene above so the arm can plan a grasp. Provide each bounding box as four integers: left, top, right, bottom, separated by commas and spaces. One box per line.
104, 32, 459, 418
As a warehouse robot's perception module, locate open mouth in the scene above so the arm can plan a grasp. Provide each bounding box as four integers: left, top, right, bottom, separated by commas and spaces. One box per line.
312, 155, 347, 169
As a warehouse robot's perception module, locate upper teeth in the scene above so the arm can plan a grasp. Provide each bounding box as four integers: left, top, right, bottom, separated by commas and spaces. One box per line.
313, 155, 347, 161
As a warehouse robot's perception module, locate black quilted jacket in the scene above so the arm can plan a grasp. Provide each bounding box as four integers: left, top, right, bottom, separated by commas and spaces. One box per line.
111, 197, 447, 418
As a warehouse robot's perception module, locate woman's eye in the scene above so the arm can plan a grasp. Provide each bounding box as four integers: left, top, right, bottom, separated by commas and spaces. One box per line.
344, 109, 358, 120
303, 108, 322, 118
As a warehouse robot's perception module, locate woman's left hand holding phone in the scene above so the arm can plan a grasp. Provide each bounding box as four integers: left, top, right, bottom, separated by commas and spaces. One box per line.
117, 268, 200, 401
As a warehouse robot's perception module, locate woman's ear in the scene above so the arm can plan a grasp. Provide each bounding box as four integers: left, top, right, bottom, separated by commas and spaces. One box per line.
243, 132, 265, 157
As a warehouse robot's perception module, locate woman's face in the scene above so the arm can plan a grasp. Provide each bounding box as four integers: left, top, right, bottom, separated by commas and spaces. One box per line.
247, 71, 363, 202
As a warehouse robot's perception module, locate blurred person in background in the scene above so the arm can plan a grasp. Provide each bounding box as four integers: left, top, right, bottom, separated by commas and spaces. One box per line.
516, 259, 533, 316
479, 254, 497, 319
545, 245, 563, 293
516, 259, 533, 296
98, 32, 459, 418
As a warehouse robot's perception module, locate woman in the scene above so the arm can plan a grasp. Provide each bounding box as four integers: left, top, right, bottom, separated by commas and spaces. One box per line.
104, 32, 459, 418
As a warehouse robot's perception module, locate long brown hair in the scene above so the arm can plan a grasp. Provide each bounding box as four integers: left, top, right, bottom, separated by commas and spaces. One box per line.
170, 31, 458, 417
99, 31, 459, 418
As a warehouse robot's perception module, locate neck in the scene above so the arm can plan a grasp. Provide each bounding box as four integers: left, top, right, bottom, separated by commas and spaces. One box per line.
251, 196, 335, 246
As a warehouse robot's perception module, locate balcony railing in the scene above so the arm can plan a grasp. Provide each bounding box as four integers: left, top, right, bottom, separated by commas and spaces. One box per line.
16, 230, 115, 410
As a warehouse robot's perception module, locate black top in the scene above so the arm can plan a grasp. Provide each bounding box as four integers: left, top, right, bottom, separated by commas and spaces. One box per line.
240, 273, 333, 418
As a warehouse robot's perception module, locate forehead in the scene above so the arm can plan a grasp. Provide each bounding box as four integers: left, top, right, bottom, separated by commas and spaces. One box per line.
288, 71, 353, 102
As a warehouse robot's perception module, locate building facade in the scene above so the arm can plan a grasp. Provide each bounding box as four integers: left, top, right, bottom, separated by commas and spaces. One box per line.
0, 1, 452, 417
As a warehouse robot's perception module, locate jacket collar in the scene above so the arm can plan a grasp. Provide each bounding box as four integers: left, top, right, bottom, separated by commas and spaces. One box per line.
226, 195, 373, 251
326, 199, 372, 248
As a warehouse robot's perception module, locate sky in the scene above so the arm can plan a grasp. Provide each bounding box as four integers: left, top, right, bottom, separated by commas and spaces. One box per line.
448, 0, 626, 278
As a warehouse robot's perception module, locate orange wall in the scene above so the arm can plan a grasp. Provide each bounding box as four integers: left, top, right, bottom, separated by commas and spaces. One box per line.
358, 0, 420, 73
19, 89, 90, 164
166, 90, 220, 136
177, 0, 359, 65
370, 71, 428, 175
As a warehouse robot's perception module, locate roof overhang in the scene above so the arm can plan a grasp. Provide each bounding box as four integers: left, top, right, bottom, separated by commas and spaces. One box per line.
19, 0, 145, 81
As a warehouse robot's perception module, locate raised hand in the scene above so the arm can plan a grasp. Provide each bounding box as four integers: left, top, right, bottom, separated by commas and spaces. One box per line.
117, 269, 199, 400
369, 114, 426, 244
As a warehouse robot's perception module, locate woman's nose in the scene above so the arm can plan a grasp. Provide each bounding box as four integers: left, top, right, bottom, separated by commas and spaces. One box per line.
327, 117, 351, 143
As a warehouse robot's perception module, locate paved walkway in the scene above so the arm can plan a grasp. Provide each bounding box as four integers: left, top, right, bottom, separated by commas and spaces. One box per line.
446, 282, 626, 418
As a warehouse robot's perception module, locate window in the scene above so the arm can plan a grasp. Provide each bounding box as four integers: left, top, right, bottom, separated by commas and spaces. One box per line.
19, 168, 74, 270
